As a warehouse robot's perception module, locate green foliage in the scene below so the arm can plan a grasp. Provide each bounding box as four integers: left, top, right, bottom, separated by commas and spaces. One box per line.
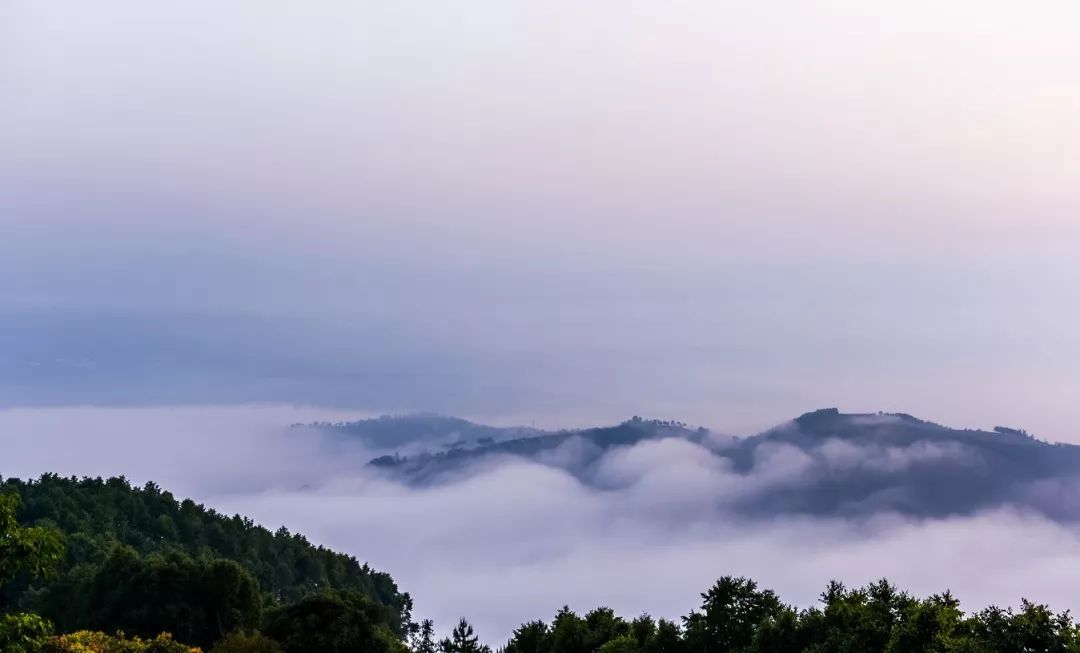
440, 619, 489, 653
550, 607, 589, 653
504, 621, 548, 653
0, 613, 53, 653
0, 495, 62, 653
649, 620, 682, 653
596, 635, 638, 653
263, 590, 408, 653
207, 631, 282, 653
884, 592, 962, 653
0, 494, 64, 592
410, 619, 437, 653
500, 576, 1080, 653
584, 609, 629, 653
41, 546, 260, 649
41, 631, 201, 653
1, 476, 411, 636
697, 577, 785, 653
748, 608, 802, 653
629, 615, 657, 650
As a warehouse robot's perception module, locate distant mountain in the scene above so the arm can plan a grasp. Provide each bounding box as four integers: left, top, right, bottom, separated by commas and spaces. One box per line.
297, 412, 544, 453
318, 409, 1080, 522
736, 408, 1080, 519
367, 416, 709, 484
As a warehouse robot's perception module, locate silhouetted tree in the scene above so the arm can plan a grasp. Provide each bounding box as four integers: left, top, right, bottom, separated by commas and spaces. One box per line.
698, 577, 784, 653
411, 619, 437, 653
441, 618, 489, 653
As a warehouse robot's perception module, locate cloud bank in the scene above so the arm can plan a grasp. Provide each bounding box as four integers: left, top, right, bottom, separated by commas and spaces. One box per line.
4, 405, 1080, 643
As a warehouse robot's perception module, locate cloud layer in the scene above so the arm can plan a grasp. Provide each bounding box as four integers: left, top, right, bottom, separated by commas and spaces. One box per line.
5, 405, 1080, 643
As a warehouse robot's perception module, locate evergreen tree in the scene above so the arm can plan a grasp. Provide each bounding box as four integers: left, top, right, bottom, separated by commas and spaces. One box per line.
411, 619, 437, 653
441, 618, 488, 653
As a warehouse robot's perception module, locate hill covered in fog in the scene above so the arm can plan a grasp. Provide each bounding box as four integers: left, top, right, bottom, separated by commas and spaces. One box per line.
307, 408, 1080, 521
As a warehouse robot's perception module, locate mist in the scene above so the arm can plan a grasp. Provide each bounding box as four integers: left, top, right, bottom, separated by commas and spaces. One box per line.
5, 404, 1080, 643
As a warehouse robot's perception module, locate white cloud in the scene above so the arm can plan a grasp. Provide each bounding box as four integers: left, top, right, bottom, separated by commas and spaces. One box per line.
5, 405, 1080, 643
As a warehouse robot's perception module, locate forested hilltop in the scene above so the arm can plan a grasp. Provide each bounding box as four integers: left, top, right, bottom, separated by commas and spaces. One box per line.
4, 473, 1080, 652
321, 410, 1080, 521
0, 474, 411, 652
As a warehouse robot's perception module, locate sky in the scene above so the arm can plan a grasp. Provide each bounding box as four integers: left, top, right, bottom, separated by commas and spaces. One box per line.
2, 2, 1079, 433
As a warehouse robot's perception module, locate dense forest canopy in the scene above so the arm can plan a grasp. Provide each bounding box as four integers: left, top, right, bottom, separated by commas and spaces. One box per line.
0, 474, 411, 651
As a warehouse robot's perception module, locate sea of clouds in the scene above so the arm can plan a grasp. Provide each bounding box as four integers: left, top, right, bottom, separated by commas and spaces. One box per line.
4, 404, 1080, 643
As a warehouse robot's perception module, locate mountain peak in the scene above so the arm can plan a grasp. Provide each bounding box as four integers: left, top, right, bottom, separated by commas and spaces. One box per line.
794, 407, 841, 424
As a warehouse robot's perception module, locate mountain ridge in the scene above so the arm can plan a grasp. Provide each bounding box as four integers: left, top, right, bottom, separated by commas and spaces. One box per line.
305, 408, 1080, 521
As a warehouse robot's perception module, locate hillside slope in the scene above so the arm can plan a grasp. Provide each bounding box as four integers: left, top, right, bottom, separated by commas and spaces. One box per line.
0, 475, 412, 636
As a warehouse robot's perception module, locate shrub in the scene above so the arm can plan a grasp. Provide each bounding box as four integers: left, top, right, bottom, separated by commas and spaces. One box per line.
208, 632, 281, 653
42, 631, 201, 653
0, 613, 53, 653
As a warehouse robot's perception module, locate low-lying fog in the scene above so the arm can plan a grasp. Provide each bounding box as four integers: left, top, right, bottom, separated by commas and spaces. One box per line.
3, 404, 1080, 642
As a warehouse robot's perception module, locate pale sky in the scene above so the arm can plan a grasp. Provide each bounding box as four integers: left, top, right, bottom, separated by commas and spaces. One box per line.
2, 1, 1078, 437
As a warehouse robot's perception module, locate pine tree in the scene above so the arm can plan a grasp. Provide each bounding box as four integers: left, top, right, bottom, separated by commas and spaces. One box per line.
441, 618, 488, 653
412, 619, 437, 653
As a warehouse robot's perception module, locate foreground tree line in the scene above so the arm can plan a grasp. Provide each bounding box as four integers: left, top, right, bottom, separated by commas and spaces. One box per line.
493, 576, 1080, 653
0, 476, 414, 652
3, 476, 1080, 652
0, 475, 411, 630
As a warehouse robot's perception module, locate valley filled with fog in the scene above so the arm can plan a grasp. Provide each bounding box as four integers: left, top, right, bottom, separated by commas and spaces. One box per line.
5, 404, 1080, 641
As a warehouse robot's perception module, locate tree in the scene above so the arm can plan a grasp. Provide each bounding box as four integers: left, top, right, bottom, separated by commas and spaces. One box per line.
0, 494, 63, 592
505, 621, 549, 653
747, 608, 802, 653
197, 559, 263, 644
440, 618, 488, 653
548, 608, 588, 653
0, 613, 53, 653
0, 493, 63, 653
629, 615, 656, 650
597, 635, 639, 653
885, 592, 962, 653
69, 547, 261, 649
813, 578, 912, 653
647, 620, 681, 653
411, 619, 437, 653
264, 590, 406, 653
584, 608, 629, 652
697, 577, 784, 653
2, 475, 413, 637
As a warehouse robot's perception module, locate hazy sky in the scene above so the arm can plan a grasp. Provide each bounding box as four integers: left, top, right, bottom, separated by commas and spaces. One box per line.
2, 1, 1078, 436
